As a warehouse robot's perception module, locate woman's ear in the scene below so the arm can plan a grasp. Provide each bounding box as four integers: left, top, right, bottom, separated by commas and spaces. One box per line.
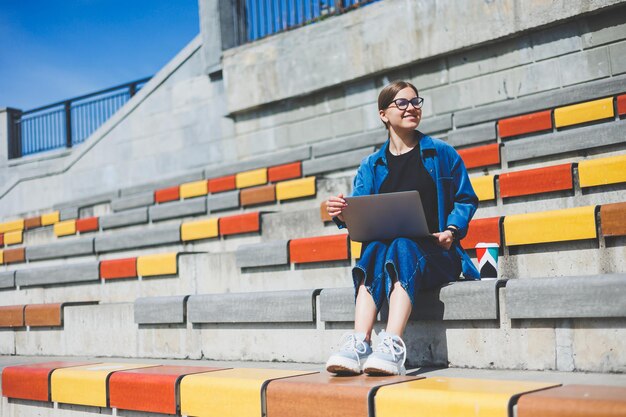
379, 109, 388, 125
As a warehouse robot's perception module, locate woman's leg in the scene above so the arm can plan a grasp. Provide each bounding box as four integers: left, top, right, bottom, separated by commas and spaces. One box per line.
386, 280, 412, 337
384, 237, 462, 335
354, 282, 378, 342
363, 238, 461, 375
351, 241, 389, 339
325, 241, 389, 374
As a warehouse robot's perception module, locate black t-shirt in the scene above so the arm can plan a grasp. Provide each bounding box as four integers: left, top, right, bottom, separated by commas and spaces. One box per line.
379, 140, 439, 233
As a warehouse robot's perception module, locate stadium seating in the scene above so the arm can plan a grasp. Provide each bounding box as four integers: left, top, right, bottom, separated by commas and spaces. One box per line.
4, 359, 625, 417
0, 74, 625, 415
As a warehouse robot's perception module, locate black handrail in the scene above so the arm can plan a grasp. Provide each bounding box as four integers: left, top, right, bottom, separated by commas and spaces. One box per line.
9, 76, 151, 159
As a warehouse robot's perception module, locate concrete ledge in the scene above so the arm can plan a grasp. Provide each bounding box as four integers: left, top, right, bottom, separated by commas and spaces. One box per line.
26, 237, 95, 261
134, 295, 188, 324
303, 147, 374, 176
235, 240, 289, 268
506, 119, 626, 162
59, 207, 79, 221
506, 274, 626, 319
319, 287, 355, 322
111, 192, 155, 212
207, 190, 240, 212
100, 208, 149, 230
311, 130, 385, 158
204, 146, 311, 178
223, 0, 622, 113
94, 224, 181, 253
320, 280, 500, 322
0, 270, 15, 289
410, 279, 500, 321
456, 74, 626, 127
15, 261, 100, 287
53, 191, 119, 210
420, 115, 453, 134
149, 197, 207, 222
120, 170, 204, 197
188, 289, 317, 323
447, 122, 496, 148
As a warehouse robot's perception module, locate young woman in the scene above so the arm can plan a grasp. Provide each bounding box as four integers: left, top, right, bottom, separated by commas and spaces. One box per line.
325, 80, 480, 376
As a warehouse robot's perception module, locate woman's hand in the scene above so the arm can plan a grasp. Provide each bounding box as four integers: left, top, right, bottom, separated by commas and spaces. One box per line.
432, 230, 454, 250
326, 193, 347, 222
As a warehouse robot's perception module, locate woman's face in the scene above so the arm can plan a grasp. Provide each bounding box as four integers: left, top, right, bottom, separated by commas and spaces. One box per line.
379, 87, 422, 131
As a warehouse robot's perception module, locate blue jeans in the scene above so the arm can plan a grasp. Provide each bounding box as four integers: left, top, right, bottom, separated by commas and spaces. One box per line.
352, 237, 462, 311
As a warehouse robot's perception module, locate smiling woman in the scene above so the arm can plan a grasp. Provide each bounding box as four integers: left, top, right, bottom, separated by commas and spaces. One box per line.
324, 80, 480, 376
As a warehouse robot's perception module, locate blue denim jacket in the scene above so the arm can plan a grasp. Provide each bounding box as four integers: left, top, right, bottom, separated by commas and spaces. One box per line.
335, 132, 480, 279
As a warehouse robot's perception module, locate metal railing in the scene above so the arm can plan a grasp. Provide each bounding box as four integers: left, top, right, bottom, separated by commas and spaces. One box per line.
9, 77, 150, 159
238, 0, 380, 44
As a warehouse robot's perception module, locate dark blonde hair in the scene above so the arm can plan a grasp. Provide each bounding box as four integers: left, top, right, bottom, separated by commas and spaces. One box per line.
377, 80, 419, 129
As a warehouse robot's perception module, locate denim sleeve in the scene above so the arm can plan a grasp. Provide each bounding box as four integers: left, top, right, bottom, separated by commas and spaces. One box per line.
332, 157, 374, 230
445, 150, 478, 240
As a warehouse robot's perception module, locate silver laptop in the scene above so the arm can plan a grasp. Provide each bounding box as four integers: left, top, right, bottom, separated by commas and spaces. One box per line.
342, 190, 432, 242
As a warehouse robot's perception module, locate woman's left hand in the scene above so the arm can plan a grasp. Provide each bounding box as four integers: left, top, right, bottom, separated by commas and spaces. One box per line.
432, 230, 454, 250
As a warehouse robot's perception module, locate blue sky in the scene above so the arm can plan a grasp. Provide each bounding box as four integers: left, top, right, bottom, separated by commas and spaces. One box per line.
0, 0, 199, 110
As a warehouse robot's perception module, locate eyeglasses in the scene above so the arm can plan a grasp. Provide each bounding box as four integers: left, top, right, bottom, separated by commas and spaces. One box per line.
388, 97, 424, 110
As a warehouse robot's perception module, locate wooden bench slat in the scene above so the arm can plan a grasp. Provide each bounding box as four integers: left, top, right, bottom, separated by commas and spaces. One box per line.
181, 218, 219, 241
499, 163, 574, 198
208, 175, 236, 193
1, 361, 95, 402
51, 363, 157, 407
154, 186, 180, 203
179, 180, 208, 199
24, 216, 42, 230
503, 206, 596, 246
578, 154, 626, 188
76, 217, 99, 233
457, 143, 500, 169
109, 365, 223, 414
219, 212, 260, 236
461, 217, 501, 250
180, 368, 316, 417
267, 373, 421, 417
0, 305, 25, 327
54, 220, 77, 237
25, 303, 63, 327
100, 258, 138, 280
268, 161, 302, 182
554, 97, 614, 128
517, 384, 626, 417
3, 247, 25, 264
499, 110, 553, 138
236, 168, 268, 189
375, 377, 559, 417
601, 202, 626, 237
289, 234, 349, 264
240, 184, 276, 206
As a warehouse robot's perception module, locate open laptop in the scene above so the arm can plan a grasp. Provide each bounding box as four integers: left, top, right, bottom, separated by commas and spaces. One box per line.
342, 190, 432, 242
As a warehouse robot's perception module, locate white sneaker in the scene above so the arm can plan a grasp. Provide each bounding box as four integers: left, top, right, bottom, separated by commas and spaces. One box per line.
325, 332, 372, 375
363, 331, 407, 376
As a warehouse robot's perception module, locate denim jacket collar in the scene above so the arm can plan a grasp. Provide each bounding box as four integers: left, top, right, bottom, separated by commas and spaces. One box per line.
374, 131, 434, 167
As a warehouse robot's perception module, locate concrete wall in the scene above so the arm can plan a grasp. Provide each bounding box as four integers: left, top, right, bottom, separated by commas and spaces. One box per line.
0, 36, 235, 217
1, 0, 626, 219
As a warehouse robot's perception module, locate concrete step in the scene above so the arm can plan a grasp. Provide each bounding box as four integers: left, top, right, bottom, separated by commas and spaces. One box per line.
0, 249, 352, 307
2, 276, 625, 373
